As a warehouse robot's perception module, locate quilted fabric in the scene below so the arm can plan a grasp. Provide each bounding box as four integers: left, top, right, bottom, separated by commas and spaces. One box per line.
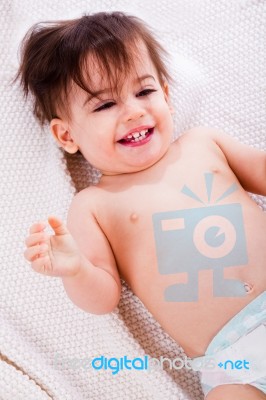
0, 1, 265, 399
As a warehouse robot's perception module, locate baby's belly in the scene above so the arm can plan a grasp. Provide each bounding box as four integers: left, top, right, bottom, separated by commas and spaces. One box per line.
115, 194, 266, 358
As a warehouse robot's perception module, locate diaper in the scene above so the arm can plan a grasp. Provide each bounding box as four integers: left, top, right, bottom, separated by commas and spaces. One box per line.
191, 291, 266, 397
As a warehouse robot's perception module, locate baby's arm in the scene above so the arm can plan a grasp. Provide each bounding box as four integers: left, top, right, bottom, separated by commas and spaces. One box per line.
64, 189, 121, 314
24, 190, 121, 314
194, 127, 266, 196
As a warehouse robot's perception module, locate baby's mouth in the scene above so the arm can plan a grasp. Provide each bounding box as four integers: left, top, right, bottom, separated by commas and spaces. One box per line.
118, 128, 154, 145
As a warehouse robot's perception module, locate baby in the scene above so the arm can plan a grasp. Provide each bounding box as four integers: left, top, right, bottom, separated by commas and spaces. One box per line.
20, 12, 266, 399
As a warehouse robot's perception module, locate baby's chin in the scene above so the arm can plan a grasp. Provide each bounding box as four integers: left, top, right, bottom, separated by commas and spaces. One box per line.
100, 151, 170, 177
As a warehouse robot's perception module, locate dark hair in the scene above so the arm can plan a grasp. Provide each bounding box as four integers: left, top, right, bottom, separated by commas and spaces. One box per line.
15, 11, 171, 125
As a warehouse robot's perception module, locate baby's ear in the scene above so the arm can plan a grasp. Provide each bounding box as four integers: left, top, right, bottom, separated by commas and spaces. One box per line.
50, 118, 79, 154
162, 81, 170, 98
162, 81, 175, 114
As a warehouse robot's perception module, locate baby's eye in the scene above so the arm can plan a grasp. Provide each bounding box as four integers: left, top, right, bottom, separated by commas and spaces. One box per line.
137, 88, 157, 97
94, 102, 115, 112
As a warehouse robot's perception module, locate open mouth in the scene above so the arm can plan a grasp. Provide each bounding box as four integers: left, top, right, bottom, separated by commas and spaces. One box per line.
118, 128, 154, 146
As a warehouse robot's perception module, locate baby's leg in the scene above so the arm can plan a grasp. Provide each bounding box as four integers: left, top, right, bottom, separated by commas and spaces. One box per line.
206, 384, 266, 400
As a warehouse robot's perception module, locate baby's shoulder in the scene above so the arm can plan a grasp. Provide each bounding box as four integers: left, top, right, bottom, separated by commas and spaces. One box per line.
180, 126, 220, 143
68, 185, 102, 215
178, 126, 224, 153
175, 127, 228, 165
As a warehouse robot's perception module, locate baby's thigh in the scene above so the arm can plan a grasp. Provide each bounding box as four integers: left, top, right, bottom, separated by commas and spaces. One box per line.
206, 384, 266, 400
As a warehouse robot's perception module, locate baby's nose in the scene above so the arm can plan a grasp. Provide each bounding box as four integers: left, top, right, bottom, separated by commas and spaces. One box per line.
123, 101, 145, 122
127, 110, 144, 122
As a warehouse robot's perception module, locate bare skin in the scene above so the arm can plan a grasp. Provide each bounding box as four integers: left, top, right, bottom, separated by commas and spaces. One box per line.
25, 129, 266, 398
206, 383, 266, 399
24, 46, 266, 398
86, 130, 266, 357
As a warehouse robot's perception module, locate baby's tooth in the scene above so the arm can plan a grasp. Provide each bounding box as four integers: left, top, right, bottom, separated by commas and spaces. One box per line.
127, 135, 133, 139
140, 130, 146, 136
133, 133, 140, 138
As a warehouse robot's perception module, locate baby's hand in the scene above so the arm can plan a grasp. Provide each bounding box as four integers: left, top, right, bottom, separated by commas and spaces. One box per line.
24, 216, 82, 277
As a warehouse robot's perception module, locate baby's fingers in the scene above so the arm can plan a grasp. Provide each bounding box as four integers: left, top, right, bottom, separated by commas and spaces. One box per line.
29, 221, 47, 234
24, 243, 48, 262
48, 216, 69, 236
25, 232, 49, 248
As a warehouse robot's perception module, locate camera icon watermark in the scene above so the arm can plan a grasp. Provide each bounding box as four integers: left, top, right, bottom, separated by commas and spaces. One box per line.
152, 172, 248, 301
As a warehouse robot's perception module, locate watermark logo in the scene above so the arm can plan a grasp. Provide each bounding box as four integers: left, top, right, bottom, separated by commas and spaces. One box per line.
217, 359, 250, 370
52, 353, 199, 374
152, 172, 248, 301
52, 353, 252, 375
92, 355, 148, 375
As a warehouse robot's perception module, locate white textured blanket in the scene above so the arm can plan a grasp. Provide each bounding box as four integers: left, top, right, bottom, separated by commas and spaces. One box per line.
1, 1, 265, 399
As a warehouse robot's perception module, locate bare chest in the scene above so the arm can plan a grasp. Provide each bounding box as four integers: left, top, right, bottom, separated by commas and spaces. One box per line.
95, 145, 266, 355
98, 151, 252, 283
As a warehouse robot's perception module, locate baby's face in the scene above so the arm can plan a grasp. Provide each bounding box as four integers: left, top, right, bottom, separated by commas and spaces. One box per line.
53, 44, 174, 175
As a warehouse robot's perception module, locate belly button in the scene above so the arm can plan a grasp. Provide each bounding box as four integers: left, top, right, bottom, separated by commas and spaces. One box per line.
244, 282, 253, 293
130, 213, 138, 222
